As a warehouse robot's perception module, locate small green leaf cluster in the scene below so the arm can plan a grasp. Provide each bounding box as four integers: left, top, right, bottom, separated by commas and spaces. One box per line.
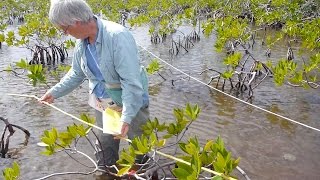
117, 146, 137, 174
270, 53, 320, 87
214, 17, 249, 52
14, 59, 46, 86
146, 59, 162, 74
117, 132, 167, 176
64, 39, 76, 49
117, 103, 200, 175
40, 114, 95, 156
305, 53, 320, 74
270, 59, 297, 86
176, 136, 239, 179
165, 103, 200, 138
2, 162, 20, 180
219, 53, 243, 79
298, 18, 320, 50
174, 138, 202, 179
223, 52, 242, 68
5, 31, 16, 46
142, 117, 166, 135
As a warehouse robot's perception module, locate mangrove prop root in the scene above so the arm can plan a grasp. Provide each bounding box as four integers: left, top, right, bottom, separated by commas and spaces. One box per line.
0, 117, 30, 158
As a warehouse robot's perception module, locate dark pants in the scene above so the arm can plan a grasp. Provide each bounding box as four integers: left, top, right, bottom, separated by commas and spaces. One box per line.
95, 107, 149, 166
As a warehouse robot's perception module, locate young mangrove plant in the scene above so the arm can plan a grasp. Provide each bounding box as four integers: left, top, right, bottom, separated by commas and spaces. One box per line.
27, 104, 243, 180
116, 103, 241, 179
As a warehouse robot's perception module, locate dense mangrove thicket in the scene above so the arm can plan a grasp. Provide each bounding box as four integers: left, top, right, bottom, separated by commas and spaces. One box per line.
89, 0, 319, 90
0, 0, 319, 89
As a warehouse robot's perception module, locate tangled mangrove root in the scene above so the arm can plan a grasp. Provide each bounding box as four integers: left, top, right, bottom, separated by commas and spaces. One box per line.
0, 117, 30, 158
29, 44, 68, 66
169, 30, 200, 56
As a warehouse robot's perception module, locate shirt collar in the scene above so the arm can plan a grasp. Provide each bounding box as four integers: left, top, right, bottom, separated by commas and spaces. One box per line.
94, 15, 102, 44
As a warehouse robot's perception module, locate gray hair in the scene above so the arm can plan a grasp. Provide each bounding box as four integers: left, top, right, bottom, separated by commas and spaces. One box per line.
49, 0, 94, 26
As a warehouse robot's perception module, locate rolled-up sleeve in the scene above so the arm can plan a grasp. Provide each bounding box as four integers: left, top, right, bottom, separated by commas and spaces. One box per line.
113, 32, 144, 124
48, 48, 86, 99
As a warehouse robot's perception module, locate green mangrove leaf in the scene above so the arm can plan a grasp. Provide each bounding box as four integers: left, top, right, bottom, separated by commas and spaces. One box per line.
117, 166, 131, 176
172, 168, 190, 179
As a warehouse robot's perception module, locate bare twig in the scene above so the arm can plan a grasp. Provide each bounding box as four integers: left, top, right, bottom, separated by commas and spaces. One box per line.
34, 149, 98, 180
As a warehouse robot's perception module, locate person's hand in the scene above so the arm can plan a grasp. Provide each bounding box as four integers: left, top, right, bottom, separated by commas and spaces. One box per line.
120, 122, 129, 137
115, 122, 129, 139
39, 92, 54, 104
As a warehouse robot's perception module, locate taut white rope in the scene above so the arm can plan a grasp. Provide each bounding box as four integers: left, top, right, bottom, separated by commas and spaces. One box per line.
7, 93, 104, 132
137, 44, 320, 133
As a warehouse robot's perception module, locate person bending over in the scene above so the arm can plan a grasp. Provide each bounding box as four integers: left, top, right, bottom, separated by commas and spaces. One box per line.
40, 0, 149, 169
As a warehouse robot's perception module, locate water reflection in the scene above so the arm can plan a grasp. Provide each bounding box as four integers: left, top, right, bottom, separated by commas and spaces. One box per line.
210, 89, 236, 119
148, 83, 162, 96
266, 104, 296, 134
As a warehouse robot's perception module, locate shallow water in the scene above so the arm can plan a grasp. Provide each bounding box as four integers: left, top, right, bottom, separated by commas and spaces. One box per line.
0, 25, 319, 180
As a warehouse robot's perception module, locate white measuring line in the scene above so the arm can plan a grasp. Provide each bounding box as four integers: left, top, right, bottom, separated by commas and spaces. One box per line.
7, 93, 104, 131
137, 43, 320, 133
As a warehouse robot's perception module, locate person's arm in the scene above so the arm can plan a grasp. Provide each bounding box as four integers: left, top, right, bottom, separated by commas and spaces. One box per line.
113, 31, 144, 125
40, 46, 86, 103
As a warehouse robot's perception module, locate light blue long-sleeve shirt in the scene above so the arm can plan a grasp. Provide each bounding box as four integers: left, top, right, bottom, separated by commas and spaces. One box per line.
48, 17, 149, 124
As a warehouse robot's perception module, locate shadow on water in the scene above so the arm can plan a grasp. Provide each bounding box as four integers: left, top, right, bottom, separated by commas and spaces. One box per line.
265, 104, 296, 134
0, 25, 319, 180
